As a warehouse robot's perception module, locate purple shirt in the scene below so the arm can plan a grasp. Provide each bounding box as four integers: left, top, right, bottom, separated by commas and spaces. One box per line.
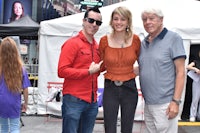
0, 67, 31, 118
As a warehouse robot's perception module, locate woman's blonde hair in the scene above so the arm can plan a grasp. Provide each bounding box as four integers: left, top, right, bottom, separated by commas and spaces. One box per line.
0, 37, 23, 93
109, 6, 133, 43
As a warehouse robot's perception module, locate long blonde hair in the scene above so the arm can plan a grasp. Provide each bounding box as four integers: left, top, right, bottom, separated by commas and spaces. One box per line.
109, 6, 133, 43
0, 37, 23, 93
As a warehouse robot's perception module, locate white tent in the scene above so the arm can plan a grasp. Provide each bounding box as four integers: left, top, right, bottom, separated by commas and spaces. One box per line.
37, 0, 200, 120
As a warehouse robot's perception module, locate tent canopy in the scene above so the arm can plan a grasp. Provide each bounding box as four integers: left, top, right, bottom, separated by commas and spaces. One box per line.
0, 15, 39, 40
36, 0, 200, 116
39, 0, 200, 40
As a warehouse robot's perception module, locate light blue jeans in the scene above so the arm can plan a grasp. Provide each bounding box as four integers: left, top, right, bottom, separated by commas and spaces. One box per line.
190, 80, 200, 119
62, 94, 98, 133
0, 117, 20, 133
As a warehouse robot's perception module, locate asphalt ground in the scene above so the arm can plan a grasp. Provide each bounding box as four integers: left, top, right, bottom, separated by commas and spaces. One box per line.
20, 115, 200, 133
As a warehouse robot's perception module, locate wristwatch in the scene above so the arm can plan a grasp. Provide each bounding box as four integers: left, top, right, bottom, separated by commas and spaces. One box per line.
172, 98, 181, 105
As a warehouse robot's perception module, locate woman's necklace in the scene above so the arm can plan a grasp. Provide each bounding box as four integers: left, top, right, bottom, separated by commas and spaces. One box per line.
111, 33, 125, 48
121, 43, 124, 48
113, 38, 125, 48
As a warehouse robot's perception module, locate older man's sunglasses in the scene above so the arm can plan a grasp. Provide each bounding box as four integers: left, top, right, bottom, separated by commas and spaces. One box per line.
85, 18, 102, 26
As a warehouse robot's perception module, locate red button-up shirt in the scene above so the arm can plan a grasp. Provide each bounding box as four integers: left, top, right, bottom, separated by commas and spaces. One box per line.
58, 31, 101, 103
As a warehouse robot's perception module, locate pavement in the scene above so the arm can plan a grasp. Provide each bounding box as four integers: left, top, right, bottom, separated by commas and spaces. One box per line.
20, 115, 200, 133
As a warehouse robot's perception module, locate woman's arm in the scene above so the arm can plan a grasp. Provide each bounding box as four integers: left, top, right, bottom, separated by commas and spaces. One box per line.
186, 61, 199, 73
22, 88, 28, 112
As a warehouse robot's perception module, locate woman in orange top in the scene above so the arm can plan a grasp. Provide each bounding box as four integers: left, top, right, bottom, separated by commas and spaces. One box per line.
99, 6, 141, 133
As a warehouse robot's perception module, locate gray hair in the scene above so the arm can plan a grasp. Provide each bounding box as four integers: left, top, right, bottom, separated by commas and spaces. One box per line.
141, 8, 164, 18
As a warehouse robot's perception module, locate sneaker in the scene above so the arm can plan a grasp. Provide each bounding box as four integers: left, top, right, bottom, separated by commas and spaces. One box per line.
190, 117, 196, 122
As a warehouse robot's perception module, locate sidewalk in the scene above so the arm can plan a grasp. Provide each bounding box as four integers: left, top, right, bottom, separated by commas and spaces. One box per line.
20, 115, 145, 133
20, 115, 200, 133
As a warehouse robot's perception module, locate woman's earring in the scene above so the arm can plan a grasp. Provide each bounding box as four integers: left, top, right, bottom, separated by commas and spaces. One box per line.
126, 26, 129, 32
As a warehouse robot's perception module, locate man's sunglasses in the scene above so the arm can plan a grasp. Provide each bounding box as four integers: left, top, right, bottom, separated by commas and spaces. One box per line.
85, 18, 102, 26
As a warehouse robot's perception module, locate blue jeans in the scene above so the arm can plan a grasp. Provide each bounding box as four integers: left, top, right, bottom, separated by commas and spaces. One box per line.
62, 94, 98, 133
0, 117, 20, 133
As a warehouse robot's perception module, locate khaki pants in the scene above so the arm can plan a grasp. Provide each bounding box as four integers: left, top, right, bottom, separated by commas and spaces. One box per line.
144, 103, 178, 133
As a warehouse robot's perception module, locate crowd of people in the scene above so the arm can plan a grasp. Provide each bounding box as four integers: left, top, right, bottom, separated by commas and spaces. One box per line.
57, 5, 187, 133
2, 4, 198, 133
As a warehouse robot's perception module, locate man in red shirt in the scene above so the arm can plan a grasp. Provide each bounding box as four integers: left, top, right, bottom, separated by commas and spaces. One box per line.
57, 6, 103, 133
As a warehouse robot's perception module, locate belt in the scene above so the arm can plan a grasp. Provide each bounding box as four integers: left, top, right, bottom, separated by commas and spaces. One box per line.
105, 79, 124, 86
114, 81, 123, 86
105, 78, 135, 87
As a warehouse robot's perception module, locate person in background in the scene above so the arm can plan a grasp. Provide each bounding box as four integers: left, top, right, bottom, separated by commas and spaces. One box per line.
24, 57, 29, 64
9, 1, 25, 22
138, 8, 186, 133
99, 6, 141, 133
0, 37, 30, 133
57, 6, 103, 133
186, 50, 200, 122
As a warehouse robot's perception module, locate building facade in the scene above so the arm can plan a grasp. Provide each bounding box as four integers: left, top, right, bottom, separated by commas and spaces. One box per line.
0, 0, 126, 84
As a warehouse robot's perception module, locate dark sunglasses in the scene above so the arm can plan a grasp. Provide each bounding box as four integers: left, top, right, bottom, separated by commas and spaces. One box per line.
85, 18, 102, 26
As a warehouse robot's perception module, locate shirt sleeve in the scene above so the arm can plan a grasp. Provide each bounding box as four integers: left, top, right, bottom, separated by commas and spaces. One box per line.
57, 39, 89, 79
171, 33, 186, 60
22, 67, 31, 89
99, 36, 107, 72
133, 34, 141, 59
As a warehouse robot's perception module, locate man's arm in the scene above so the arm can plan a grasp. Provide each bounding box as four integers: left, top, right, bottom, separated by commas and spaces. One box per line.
166, 57, 185, 119
173, 58, 186, 101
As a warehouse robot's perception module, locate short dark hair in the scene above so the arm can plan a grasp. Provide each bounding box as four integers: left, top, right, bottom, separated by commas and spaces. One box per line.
84, 6, 101, 19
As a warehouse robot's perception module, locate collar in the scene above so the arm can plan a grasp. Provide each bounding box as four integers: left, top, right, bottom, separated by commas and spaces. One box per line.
79, 30, 95, 44
145, 27, 168, 43
157, 27, 168, 39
